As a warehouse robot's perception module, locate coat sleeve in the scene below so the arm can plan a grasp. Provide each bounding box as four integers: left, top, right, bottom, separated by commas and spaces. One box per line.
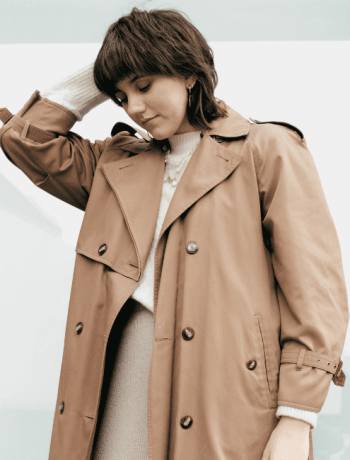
248, 122, 349, 413
0, 91, 111, 211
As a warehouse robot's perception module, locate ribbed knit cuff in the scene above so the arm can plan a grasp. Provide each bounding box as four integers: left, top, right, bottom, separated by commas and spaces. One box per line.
275, 405, 318, 429
40, 62, 110, 122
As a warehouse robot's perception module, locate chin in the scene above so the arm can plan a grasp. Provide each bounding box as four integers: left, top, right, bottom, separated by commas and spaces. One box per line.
153, 134, 168, 141
148, 123, 178, 141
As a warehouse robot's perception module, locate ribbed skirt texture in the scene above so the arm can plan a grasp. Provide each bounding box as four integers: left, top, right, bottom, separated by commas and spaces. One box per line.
90, 298, 154, 460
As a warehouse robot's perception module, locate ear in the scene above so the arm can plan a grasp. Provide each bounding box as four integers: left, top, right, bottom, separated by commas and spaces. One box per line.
185, 74, 197, 89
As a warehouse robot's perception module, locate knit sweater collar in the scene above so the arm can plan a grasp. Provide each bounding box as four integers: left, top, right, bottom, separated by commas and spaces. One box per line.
167, 131, 202, 159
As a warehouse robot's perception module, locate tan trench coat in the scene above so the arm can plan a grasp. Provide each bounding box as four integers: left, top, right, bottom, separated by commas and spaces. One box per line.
0, 91, 348, 460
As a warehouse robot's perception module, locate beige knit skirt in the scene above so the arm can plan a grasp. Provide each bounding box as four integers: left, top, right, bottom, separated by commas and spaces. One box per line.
90, 298, 154, 460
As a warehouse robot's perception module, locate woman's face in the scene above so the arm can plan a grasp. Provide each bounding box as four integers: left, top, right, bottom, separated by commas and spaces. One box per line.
115, 74, 197, 140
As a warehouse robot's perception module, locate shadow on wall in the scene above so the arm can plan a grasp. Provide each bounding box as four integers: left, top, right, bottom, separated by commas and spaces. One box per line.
312, 356, 350, 460
0, 173, 62, 237
0, 171, 77, 460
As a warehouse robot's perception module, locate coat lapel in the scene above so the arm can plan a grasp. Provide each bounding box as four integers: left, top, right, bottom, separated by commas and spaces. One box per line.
158, 130, 247, 240
102, 103, 250, 276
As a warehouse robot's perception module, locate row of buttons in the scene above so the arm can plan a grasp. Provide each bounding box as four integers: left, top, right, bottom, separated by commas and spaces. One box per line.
58, 321, 85, 414
180, 320, 195, 427
97, 242, 199, 257
57, 327, 196, 417
178, 330, 257, 429
180, 242, 198, 427
57, 361, 258, 418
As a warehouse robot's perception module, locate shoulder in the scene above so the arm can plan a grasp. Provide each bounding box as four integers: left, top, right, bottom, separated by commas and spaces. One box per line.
248, 118, 304, 142
246, 117, 310, 172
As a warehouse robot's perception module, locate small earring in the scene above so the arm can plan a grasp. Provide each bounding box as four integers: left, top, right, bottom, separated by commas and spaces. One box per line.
188, 87, 192, 108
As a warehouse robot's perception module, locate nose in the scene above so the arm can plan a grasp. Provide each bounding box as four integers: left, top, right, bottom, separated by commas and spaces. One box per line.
126, 95, 146, 119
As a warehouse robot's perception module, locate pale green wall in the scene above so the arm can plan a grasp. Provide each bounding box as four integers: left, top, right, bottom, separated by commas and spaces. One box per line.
0, 0, 349, 43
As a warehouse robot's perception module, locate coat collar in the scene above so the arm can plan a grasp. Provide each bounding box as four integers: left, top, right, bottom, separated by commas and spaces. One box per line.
205, 102, 251, 138
111, 102, 250, 152
102, 103, 250, 277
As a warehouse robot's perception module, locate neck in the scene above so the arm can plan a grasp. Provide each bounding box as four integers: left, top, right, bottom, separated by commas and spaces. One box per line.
174, 117, 201, 135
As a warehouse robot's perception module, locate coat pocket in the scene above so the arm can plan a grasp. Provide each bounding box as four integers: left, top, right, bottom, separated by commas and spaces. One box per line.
254, 314, 278, 409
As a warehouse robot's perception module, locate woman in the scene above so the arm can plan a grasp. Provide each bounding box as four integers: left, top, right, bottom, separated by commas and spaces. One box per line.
0, 7, 348, 460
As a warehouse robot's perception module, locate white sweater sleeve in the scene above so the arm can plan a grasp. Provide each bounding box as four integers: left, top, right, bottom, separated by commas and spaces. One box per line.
40, 62, 110, 122
276, 405, 318, 429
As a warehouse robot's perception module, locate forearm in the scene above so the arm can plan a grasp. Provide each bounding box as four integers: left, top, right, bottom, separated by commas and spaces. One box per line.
40, 62, 109, 121
279, 416, 311, 430
0, 65, 111, 210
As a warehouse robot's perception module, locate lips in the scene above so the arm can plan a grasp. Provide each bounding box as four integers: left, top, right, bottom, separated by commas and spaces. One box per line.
142, 115, 158, 126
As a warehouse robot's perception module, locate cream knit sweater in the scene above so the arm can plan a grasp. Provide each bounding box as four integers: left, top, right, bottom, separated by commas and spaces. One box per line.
40, 63, 318, 439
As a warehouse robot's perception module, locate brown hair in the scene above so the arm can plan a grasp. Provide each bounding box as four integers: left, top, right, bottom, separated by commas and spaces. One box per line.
93, 7, 228, 131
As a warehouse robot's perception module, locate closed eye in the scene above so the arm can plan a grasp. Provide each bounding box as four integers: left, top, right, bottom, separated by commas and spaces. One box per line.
139, 82, 151, 92
115, 93, 127, 104
115, 81, 151, 105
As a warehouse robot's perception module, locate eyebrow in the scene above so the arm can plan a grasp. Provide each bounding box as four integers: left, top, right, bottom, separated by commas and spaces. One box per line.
115, 75, 140, 93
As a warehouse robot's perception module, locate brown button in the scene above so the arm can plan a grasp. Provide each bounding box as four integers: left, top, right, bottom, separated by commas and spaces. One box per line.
75, 322, 84, 334
182, 327, 195, 341
180, 415, 193, 429
186, 242, 199, 254
247, 360, 257, 370
59, 401, 65, 414
98, 244, 108, 256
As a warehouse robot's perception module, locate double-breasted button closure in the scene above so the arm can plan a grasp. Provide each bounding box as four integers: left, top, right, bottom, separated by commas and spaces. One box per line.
180, 415, 193, 429
59, 401, 65, 414
75, 322, 84, 334
182, 327, 195, 341
186, 242, 199, 254
247, 360, 257, 370
98, 244, 108, 256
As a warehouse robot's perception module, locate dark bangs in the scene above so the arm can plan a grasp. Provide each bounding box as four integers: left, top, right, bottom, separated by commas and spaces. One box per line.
93, 15, 176, 105
93, 8, 228, 129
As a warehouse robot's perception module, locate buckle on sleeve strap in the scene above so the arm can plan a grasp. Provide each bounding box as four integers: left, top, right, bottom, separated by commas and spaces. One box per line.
332, 359, 346, 387
280, 348, 346, 386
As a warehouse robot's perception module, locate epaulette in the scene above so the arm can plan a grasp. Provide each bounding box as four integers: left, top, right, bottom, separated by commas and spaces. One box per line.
249, 118, 304, 141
